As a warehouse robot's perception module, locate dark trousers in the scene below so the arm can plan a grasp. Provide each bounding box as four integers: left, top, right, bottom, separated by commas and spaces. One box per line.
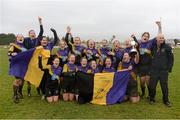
39, 73, 47, 95
149, 71, 169, 102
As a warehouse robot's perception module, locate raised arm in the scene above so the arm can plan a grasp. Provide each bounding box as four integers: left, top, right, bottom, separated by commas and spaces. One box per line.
156, 21, 162, 34
65, 26, 74, 44
65, 27, 74, 45
146, 21, 162, 50
131, 34, 140, 47
50, 28, 59, 46
37, 16, 44, 38
134, 52, 139, 64
65, 26, 74, 53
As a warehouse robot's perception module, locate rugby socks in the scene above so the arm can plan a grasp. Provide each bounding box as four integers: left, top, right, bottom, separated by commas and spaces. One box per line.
13, 85, 19, 103
18, 84, 24, 99
27, 86, 31, 97
141, 86, 145, 97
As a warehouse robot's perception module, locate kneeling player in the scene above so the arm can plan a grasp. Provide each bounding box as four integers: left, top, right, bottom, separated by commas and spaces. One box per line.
62, 54, 77, 101
38, 56, 62, 103
118, 52, 140, 103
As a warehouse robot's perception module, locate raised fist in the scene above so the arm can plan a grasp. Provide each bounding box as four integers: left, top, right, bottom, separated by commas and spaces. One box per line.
38, 16, 42, 25
67, 26, 71, 33
12, 52, 17, 56
131, 34, 135, 38
155, 21, 161, 27
50, 28, 56, 32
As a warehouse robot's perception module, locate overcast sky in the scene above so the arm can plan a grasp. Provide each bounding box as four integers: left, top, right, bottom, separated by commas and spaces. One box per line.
0, 0, 180, 41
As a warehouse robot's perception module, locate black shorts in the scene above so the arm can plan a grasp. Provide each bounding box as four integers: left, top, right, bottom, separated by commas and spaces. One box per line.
46, 80, 59, 90
138, 65, 150, 77
15, 76, 22, 79
126, 79, 138, 97
61, 76, 75, 93
46, 88, 59, 97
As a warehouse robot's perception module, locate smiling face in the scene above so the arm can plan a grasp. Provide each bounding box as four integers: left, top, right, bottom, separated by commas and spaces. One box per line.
53, 58, 60, 68
122, 52, 131, 63
74, 37, 81, 46
16, 34, 24, 43
113, 40, 120, 50
156, 34, 165, 45
90, 60, 97, 69
29, 30, 36, 39
81, 58, 87, 67
88, 40, 95, 49
125, 39, 131, 48
40, 37, 48, 47
68, 54, 76, 64
105, 58, 112, 68
141, 32, 150, 42
101, 39, 108, 48
59, 40, 66, 49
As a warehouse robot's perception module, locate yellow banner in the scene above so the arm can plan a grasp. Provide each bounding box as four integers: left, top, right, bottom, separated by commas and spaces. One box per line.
91, 72, 114, 105
24, 46, 50, 87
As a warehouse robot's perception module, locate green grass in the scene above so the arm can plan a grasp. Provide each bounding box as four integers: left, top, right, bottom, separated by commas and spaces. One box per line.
0, 46, 180, 119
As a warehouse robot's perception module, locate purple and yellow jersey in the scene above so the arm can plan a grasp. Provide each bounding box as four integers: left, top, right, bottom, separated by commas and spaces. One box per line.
102, 67, 115, 73
139, 41, 151, 55
85, 48, 98, 60
123, 47, 132, 54
117, 61, 136, 80
63, 63, 77, 73
77, 66, 89, 73
87, 68, 101, 74
8, 42, 27, 57
112, 48, 123, 60
56, 48, 69, 63
98, 47, 111, 60
73, 45, 85, 56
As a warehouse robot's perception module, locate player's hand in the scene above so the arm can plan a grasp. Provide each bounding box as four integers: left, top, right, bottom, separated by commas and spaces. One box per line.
128, 65, 133, 71
11, 52, 17, 56
38, 16, 42, 24
155, 21, 161, 27
67, 26, 71, 33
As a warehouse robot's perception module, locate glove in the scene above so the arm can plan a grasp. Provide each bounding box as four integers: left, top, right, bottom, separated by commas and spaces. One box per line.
87, 50, 93, 55
62, 56, 67, 62
69, 72, 76, 77
11, 52, 17, 56
21, 48, 27, 52
87, 54, 92, 60
72, 72, 76, 77
74, 50, 81, 55
51, 74, 58, 80
140, 48, 145, 55
101, 54, 106, 61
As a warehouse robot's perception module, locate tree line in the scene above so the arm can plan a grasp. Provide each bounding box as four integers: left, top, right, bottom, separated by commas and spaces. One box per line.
0, 33, 16, 45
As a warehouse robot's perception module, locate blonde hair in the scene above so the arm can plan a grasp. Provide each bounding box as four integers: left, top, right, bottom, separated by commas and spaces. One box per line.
87, 39, 95, 48
59, 40, 67, 46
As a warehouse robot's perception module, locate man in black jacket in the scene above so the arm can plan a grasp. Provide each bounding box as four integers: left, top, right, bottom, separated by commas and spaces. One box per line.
148, 33, 174, 107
